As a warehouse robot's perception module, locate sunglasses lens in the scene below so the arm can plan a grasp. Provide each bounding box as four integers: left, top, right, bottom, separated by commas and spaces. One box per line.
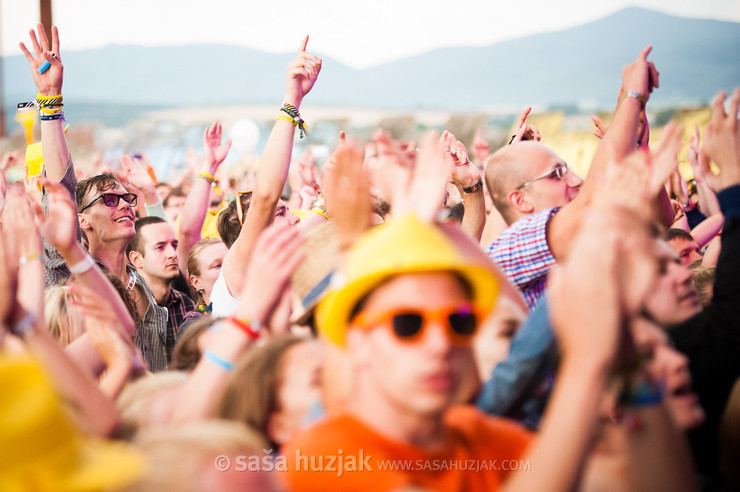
123, 194, 137, 206
392, 313, 423, 339
101, 194, 119, 207
448, 312, 478, 337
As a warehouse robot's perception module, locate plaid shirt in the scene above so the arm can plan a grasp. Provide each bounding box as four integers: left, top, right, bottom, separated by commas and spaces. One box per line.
163, 287, 195, 359
487, 208, 559, 309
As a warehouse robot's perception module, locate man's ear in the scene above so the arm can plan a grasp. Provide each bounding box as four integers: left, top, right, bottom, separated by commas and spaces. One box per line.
509, 190, 534, 215
129, 250, 144, 269
78, 213, 92, 232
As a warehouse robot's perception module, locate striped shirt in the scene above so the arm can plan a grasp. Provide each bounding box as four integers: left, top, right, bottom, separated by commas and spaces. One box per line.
487, 208, 559, 309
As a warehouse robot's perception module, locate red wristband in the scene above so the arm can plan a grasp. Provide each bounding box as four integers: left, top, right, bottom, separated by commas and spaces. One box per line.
227, 315, 261, 340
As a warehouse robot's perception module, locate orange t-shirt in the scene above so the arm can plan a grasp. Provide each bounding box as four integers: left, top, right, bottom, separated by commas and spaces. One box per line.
282, 405, 533, 491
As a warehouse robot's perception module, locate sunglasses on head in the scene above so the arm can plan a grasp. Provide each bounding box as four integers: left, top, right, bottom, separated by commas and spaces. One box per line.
352, 302, 482, 347
517, 163, 569, 190
79, 193, 137, 213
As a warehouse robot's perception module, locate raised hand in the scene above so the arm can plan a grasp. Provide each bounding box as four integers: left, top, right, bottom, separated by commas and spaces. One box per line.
591, 115, 609, 139
701, 89, 740, 190
620, 46, 660, 102
120, 154, 158, 204
510, 107, 542, 143
393, 131, 451, 222
32, 178, 80, 257
236, 222, 306, 328
19, 24, 63, 97
441, 131, 482, 189
203, 120, 232, 170
688, 123, 721, 191
284, 35, 322, 107
324, 137, 371, 250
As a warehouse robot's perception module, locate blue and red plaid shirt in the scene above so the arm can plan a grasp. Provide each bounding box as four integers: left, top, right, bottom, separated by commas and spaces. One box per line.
487, 208, 560, 309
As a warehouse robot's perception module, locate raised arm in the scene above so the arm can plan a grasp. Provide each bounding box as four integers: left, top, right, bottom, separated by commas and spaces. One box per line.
222, 35, 321, 296
168, 222, 305, 424
19, 24, 69, 183
177, 121, 231, 275
443, 131, 486, 240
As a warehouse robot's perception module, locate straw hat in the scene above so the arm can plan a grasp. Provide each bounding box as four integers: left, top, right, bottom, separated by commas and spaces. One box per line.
316, 214, 499, 346
291, 221, 339, 326
0, 356, 144, 492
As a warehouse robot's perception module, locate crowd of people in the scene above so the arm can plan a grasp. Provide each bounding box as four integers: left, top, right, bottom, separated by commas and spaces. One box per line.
1, 22, 739, 491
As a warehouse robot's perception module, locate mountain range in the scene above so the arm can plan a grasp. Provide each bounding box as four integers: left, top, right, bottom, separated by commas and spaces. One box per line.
3, 7, 739, 124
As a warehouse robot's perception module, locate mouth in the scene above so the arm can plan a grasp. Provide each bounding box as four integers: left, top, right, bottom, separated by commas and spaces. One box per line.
423, 371, 454, 391
680, 291, 699, 305
671, 381, 697, 400
113, 216, 134, 224
165, 263, 179, 269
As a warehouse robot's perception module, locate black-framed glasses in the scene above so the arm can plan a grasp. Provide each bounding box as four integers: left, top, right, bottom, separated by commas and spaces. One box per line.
79, 193, 137, 213
516, 163, 569, 190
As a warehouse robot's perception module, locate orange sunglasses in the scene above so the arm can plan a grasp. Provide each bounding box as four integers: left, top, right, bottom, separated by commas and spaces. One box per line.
351, 302, 483, 347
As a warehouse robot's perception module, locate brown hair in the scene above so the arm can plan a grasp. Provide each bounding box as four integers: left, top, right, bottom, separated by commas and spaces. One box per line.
187, 238, 224, 306
126, 216, 167, 258
75, 172, 121, 210
215, 335, 303, 449
171, 316, 218, 371
691, 266, 716, 307
217, 193, 252, 248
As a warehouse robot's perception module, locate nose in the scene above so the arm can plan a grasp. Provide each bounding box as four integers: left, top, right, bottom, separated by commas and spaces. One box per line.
421, 319, 454, 355
671, 262, 694, 285
289, 212, 300, 227
566, 169, 584, 188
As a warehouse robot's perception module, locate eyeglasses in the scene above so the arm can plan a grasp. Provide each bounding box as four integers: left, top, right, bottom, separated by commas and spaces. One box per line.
352, 302, 482, 347
516, 163, 569, 190
79, 193, 138, 213
235, 190, 253, 227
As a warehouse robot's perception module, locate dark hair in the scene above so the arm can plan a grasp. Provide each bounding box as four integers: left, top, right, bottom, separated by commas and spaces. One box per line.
171, 315, 219, 371
217, 193, 253, 248
105, 272, 141, 326
75, 173, 121, 210
665, 228, 695, 243
126, 216, 167, 258
163, 186, 187, 207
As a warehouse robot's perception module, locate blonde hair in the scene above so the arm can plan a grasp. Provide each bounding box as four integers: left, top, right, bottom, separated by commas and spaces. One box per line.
116, 371, 189, 438
44, 285, 85, 346
123, 420, 269, 492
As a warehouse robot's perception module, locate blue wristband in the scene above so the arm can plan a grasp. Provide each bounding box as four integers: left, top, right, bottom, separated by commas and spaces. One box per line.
203, 350, 234, 371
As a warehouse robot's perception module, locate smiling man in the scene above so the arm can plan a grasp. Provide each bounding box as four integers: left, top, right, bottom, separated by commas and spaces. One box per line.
76, 173, 170, 371
128, 216, 195, 360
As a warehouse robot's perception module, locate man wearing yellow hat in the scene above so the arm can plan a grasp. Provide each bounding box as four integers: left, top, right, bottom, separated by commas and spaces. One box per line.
284, 214, 533, 491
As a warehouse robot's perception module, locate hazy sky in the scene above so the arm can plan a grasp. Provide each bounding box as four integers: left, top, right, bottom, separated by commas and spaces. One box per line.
1, 0, 739, 68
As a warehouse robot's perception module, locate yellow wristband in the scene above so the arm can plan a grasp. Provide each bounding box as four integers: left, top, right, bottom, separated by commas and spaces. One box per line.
36, 92, 63, 101
276, 114, 297, 126
311, 208, 330, 220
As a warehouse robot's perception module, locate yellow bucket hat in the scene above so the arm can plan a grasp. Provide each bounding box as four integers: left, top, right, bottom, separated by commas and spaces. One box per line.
0, 357, 144, 492
316, 214, 499, 346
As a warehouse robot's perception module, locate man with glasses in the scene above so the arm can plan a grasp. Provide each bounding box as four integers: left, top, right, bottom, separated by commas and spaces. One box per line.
484, 46, 660, 308
75, 173, 170, 371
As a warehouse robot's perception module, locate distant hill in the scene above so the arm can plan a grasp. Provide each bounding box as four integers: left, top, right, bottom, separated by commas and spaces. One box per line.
3, 7, 739, 123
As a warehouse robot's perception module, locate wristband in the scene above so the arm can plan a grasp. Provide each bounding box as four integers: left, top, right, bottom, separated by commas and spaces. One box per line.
198, 170, 221, 195
624, 91, 647, 110
226, 315, 262, 340
19, 253, 41, 267
462, 180, 483, 194
68, 255, 95, 275
203, 350, 234, 371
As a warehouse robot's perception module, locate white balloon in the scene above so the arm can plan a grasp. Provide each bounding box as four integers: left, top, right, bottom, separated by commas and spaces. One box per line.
230, 119, 260, 153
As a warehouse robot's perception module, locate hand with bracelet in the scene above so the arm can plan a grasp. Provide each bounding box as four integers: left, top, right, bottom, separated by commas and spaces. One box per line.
200, 120, 232, 190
